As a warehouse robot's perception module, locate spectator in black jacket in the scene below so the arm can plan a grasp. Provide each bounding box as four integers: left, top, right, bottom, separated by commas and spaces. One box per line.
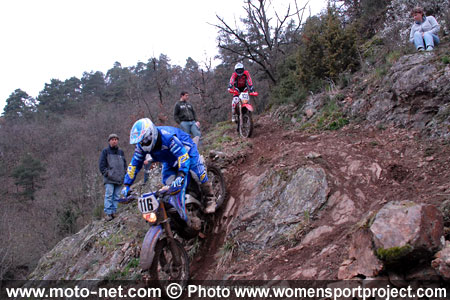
99, 134, 127, 221
174, 92, 201, 139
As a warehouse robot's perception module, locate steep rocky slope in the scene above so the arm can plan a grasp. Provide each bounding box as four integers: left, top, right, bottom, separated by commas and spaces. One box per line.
25, 18, 450, 288
26, 111, 450, 285
194, 116, 449, 283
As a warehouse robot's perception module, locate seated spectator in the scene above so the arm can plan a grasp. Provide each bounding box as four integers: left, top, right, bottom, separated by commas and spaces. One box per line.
409, 6, 440, 51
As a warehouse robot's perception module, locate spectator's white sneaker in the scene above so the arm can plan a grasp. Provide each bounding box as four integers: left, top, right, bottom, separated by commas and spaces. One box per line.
426, 46, 434, 51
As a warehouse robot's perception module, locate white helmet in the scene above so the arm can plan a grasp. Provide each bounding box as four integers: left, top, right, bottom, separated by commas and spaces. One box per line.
235, 63, 244, 76
129, 118, 158, 152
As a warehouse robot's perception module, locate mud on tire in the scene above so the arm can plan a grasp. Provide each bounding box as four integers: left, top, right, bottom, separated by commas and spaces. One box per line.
206, 164, 227, 208
239, 111, 253, 138
149, 238, 189, 293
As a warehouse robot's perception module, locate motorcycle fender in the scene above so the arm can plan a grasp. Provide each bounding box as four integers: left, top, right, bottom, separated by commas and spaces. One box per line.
242, 103, 254, 112
185, 194, 203, 207
139, 225, 163, 270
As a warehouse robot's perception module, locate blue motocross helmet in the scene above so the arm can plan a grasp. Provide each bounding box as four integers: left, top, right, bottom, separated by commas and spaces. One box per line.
129, 118, 158, 152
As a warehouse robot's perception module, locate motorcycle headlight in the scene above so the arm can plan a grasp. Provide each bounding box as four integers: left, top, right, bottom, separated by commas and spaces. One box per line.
242, 99, 249, 104
143, 212, 157, 223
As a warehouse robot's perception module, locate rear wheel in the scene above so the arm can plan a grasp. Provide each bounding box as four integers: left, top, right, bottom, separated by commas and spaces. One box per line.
149, 238, 189, 292
206, 164, 227, 208
239, 111, 253, 138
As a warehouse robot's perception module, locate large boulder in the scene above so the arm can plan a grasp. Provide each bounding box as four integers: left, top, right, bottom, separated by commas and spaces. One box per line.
338, 229, 384, 279
347, 52, 450, 138
431, 241, 450, 280
228, 167, 329, 251
370, 201, 444, 266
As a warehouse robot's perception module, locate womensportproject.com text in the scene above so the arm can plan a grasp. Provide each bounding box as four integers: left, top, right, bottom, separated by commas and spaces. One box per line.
5, 283, 448, 299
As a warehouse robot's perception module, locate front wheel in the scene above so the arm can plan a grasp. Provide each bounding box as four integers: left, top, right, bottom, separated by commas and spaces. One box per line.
206, 164, 227, 208
239, 111, 253, 138
149, 238, 189, 292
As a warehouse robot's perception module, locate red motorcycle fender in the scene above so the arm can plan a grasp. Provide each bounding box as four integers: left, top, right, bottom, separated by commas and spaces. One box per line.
242, 103, 254, 112
139, 225, 163, 270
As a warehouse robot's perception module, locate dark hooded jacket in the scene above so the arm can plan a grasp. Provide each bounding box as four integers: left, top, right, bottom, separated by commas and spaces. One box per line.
99, 145, 127, 185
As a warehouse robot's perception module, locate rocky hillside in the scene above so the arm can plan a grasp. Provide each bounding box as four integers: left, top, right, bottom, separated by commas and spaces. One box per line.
27, 48, 450, 289
196, 116, 449, 283
25, 7, 450, 288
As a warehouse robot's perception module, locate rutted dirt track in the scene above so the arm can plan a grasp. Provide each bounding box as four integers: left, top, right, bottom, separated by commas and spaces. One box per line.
191, 114, 450, 280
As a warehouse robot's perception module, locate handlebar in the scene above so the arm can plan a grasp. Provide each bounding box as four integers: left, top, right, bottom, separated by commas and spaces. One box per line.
118, 193, 138, 203
228, 89, 240, 96
228, 89, 258, 97
118, 185, 172, 203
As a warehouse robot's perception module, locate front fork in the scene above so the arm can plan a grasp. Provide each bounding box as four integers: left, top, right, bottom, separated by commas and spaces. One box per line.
140, 202, 183, 271
238, 102, 243, 130
232, 97, 242, 124
160, 202, 183, 267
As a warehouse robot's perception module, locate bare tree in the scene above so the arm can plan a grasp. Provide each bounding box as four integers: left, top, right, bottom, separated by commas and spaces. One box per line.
214, 0, 308, 85
0, 209, 13, 280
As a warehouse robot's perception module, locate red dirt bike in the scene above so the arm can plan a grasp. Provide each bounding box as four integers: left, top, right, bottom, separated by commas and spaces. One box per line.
229, 89, 258, 138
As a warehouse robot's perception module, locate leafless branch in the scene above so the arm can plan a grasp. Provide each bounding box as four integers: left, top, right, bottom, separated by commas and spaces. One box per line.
213, 0, 308, 85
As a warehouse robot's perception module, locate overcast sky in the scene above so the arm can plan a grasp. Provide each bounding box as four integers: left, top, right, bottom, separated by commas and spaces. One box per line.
0, 0, 326, 113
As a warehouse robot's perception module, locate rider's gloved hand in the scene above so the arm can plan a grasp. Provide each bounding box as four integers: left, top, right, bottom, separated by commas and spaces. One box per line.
121, 185, 130, 198
249, 85, 255, 93
170, 173, 185, 194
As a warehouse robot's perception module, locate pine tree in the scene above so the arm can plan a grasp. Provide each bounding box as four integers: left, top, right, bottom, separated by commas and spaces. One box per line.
11, 154, 46, 201
2, 89, 36, 119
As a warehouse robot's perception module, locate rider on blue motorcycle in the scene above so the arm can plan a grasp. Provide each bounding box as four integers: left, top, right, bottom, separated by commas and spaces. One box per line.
121, 118, 217, 228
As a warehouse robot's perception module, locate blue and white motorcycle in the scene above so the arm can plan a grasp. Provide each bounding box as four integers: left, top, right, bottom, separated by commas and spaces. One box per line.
126, 163, 226, 289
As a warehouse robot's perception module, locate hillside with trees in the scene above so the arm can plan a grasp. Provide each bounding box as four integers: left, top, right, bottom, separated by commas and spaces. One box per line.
1, 0, 449, 280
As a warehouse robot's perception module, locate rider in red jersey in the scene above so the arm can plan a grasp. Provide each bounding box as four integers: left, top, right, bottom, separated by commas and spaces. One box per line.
228, 63, 255, 122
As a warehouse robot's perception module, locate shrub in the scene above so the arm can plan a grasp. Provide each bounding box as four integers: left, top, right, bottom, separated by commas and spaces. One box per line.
297, 8, 359, 92
442, 56, 450, 64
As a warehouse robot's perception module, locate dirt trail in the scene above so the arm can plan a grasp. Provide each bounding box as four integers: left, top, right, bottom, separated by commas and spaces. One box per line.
191, 114, 450, 279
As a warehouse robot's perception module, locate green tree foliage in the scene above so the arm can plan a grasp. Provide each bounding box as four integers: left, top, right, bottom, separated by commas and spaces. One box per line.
297, 8, 359, 91
271, 7, 360, 106
104, 62, 133, 102
271, 54, 308, 105
297, 16, 328, 90
58, 207, 78, 234
322, 8, 359, 79
81, 71, 106, 100
37, 77, 82, 113
2, 89, 37, 119
11, 154, 46, 201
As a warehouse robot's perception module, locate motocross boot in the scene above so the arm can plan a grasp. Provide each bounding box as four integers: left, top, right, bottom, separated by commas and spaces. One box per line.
187, 216, 202, 231
201, 181, 217, 214
231, 107, 237, 123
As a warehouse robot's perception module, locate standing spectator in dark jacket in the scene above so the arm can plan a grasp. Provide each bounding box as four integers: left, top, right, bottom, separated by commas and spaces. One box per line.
99, 133, 127, 221
174, 92, 201, 139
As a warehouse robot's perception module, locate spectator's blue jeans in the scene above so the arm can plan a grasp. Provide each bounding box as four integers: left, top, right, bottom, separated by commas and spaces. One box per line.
413, 31, 439, 50
180, 121, 201, 137
104, 183, 121, 215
